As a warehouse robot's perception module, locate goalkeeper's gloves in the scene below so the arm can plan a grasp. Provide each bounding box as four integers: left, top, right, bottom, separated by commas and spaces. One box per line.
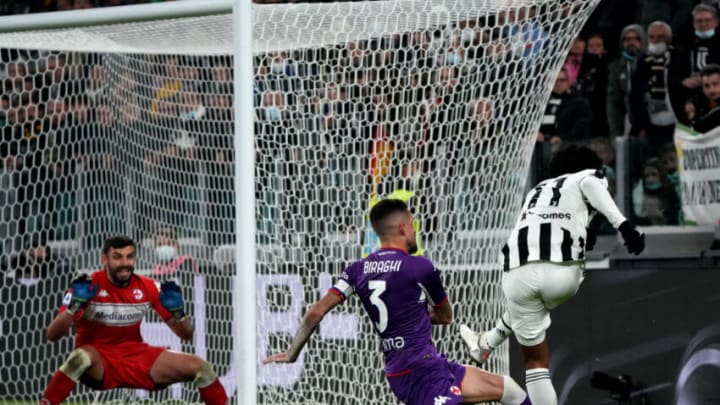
585, 227, 597, 251
618, 221, 645, 255
160, 281, 186, 320
66, 274, 98, 315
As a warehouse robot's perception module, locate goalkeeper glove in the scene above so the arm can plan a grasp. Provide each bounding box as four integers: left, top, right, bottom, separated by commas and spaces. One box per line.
66, 274, 98, 315
618, 221, 645, 255
160, 281, 186, 320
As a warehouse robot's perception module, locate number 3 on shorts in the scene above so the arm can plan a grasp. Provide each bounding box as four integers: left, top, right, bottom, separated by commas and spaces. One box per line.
369, 280, 388, 333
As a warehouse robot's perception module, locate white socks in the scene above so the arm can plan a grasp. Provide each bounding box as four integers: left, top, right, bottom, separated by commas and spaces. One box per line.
484, 311, 513, 348
526, 368, 557, 405
501, 375, 529, 405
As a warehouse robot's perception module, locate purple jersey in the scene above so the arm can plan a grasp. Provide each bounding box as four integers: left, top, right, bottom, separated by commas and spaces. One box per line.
331, 248, 448, 375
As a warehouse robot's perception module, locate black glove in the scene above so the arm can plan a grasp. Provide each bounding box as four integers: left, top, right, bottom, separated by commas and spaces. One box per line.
585, 228, 597, 251
618, 221, 644, 255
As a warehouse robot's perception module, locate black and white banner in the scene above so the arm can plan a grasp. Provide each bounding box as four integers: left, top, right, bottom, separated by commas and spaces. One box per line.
675, 124, 720, 225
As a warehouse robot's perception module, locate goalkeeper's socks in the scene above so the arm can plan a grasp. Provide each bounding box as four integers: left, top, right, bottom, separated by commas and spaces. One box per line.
41, 370, 76, 405
485, 311, 513, 349
526, 368, 556, 405
198, 378, 228, 405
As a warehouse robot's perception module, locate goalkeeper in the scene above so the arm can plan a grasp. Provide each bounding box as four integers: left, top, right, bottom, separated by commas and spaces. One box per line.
39, 235, 227, 405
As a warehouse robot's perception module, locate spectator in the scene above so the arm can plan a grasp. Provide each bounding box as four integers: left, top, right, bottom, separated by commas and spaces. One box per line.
590, 136, 617, 192
607, 24, 645, 137
675, 4, 720, 99
259, 89, 289, 124
84, 64, 109, 106
564, 36, 586, 86
2, 233, 72, 286
151, 227, 198, 284
634, 0, 695, 42
630, 21, 684, 158
55, 0, 74, 11
73, 0, 94, 9
685, 97, 697, 121
576, 33, 610, 138
589, 137, 619, 234
499, 5, 548, 61
659, 141, 681, 199
632, 157, 680, 225
537, 68, 593, 148
689, 63, 720, 132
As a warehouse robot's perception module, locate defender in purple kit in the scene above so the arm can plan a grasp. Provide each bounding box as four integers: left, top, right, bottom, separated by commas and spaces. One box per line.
263, 199, 531, 405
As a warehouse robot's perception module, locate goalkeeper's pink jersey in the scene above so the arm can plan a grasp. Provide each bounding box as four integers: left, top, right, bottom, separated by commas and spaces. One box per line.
59, 270, 172, 347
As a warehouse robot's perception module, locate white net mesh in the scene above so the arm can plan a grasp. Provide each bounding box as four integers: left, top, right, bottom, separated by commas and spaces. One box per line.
0, 0, 598, 403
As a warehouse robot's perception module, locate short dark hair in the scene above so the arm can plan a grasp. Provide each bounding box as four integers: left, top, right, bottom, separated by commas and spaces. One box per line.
369, 199, 409, 238
550, 144, 603, 177
102, 235, 136, 255
701, 64, 720, 78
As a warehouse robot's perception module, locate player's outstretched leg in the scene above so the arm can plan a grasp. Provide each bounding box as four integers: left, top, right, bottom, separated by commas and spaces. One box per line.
150, 351, 228, 405
460, 312, 512, 364
460, 366, 531, 405
40, 347, 101, 405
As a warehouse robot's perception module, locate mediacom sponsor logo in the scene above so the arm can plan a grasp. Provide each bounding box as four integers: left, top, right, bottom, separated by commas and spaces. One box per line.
92, 311, 143, 322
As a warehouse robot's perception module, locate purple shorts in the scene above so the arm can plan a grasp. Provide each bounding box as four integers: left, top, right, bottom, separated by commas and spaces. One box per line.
386, 354, 466, 405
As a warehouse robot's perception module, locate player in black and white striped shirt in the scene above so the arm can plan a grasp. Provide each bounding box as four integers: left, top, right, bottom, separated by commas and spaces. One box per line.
460, 145, 644, 405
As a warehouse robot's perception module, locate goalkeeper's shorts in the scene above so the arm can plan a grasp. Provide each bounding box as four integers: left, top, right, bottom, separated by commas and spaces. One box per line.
78, 341, 166, 391
386, 353, 465, 405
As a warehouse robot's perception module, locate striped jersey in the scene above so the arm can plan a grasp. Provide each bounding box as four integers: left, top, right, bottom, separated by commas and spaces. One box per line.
500, 169, 627, 270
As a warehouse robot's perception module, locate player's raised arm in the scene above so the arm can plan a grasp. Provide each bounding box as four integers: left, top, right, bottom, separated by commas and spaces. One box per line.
158, 280, 194, 340
579, 173, 645, 255
47, 274, 98, 342
262, 291, 344, 364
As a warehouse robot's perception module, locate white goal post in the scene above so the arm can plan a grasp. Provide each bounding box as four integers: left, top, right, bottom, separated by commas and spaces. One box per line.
0, 0, 599, 404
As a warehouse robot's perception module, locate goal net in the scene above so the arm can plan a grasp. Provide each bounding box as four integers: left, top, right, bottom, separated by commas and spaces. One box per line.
0, 0, 598, 403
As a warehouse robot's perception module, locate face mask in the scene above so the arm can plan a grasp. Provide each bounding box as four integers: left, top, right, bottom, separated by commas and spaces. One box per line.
445, 52, 461, 65
155, 245, 177, 261
265, 106, 282, 122
696, 29, 716, 39
270, 62, 286, 75
644, 181, 662, 191
461, 28, 475, 43
622, 51, 637, 62
647, 42, 667, 55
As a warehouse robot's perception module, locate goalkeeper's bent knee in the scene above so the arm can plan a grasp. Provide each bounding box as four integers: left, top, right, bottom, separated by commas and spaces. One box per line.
59, 348, 92, 381
194, 360, 218, 388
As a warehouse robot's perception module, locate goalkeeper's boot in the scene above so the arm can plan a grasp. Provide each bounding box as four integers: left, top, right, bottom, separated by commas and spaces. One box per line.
459, 324, 492, 365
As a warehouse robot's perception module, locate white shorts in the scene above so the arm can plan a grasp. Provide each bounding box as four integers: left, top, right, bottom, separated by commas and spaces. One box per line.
502, 262, 584, 346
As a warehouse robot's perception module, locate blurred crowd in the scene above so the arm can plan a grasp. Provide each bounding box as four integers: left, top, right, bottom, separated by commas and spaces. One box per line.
1, 0, 170, 15
0, 0, 358, 15
537, 1, 720, 227
0, 0, 718, 272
